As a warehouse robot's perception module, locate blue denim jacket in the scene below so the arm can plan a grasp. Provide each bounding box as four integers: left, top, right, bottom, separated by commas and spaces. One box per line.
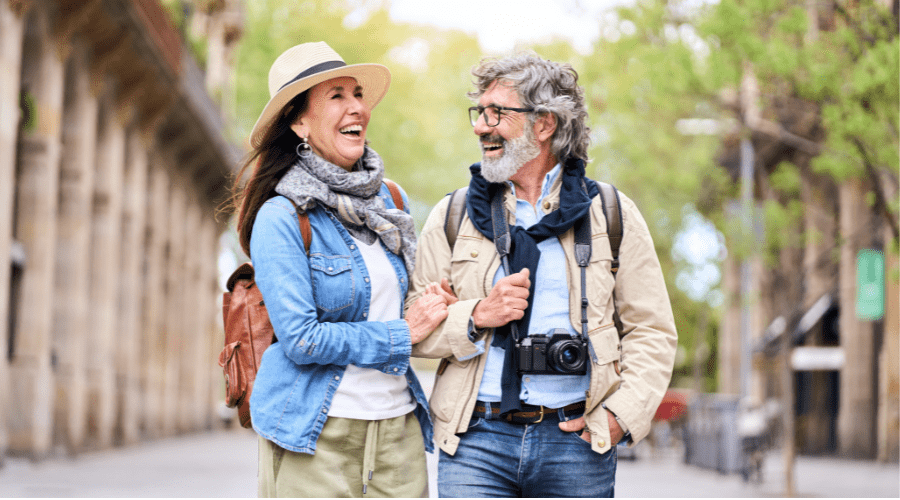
248, 185, 433, 454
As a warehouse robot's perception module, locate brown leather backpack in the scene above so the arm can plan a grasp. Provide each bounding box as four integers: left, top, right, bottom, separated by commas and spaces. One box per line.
219, 180, 405, 428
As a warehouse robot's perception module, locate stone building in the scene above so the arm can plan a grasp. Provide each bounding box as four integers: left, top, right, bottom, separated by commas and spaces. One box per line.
0, 0, 241, 460
715, 58, 899, 461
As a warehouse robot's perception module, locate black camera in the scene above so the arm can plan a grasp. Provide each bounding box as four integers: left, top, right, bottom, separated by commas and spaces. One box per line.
516, 329, 588, 375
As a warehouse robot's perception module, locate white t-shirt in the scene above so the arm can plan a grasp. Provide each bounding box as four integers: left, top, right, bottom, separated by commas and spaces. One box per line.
327, 235, 416, 420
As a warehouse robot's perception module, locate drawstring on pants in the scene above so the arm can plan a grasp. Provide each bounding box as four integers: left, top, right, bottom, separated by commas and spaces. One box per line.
362, 420, 379, 495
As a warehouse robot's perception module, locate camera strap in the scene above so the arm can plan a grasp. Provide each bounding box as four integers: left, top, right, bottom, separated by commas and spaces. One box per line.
574, 181, 598, 363
490, 189, 519, 342
489, 183, 594, 354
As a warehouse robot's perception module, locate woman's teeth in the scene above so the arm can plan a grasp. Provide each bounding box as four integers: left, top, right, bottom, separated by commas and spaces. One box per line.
339, 125, 362, 136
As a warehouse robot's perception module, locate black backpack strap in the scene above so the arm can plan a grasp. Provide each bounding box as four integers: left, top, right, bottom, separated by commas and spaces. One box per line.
596, 181, 623, 275
443, 187, 468, 249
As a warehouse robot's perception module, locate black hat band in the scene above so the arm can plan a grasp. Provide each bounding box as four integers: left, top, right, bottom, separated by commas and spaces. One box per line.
278, 60, 347, 92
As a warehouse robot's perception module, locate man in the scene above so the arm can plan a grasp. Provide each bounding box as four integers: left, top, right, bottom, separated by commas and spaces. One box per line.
408, 54, 677, 497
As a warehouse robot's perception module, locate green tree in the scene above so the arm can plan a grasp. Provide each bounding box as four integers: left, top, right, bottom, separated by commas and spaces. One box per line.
233, 0, 485, 216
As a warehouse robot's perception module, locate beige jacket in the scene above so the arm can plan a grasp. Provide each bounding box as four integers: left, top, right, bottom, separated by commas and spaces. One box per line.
408, 176, 677, 456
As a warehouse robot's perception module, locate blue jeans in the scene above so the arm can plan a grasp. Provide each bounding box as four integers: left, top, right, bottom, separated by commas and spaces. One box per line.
438, 409, 617, 497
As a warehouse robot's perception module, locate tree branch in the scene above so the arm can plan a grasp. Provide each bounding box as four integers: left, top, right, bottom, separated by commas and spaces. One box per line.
851, 137, 900, 239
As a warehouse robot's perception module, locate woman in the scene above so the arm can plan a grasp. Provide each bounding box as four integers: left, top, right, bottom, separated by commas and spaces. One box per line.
230, 42, 447, 497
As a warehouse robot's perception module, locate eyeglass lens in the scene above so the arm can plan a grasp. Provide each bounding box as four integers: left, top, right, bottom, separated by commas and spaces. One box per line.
469, 106, 501, 127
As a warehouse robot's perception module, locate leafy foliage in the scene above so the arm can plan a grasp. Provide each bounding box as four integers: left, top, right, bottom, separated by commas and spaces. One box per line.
233, 0, 482, 211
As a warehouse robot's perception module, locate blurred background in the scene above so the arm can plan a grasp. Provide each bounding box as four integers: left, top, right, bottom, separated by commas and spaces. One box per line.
0, 0, 896, 496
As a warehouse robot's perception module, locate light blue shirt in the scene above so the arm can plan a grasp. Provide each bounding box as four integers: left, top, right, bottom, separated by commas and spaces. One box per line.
475, 164, 591, 408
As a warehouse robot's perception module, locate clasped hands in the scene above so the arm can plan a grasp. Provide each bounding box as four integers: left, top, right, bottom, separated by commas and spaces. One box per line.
407, 268, 532, 343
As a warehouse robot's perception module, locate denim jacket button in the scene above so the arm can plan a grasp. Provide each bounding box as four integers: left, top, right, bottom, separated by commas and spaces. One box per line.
350, 244, 355, 250
364, 277, 370, 283
393, 368, 398, 372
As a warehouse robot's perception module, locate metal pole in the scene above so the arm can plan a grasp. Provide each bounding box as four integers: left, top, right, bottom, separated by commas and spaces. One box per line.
739, 137, 754, 404
781, 323, 796, 496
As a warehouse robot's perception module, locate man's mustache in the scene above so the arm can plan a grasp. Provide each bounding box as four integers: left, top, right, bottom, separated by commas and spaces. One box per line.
480, 134, 505, 146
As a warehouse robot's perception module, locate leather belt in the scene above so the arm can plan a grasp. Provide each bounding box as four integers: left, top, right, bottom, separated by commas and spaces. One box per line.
473, 400, 586, 424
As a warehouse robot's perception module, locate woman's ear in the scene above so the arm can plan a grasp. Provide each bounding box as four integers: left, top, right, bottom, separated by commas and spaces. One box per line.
533, 112, 557, 143
290, 119, 308, 140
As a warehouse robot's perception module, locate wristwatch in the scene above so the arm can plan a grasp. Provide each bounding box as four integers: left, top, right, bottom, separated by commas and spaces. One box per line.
467, 316, 488, 342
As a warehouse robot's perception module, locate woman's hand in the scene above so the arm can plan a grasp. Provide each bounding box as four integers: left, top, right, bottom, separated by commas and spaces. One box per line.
426, 277, 458, 306
406, 283, 451, 344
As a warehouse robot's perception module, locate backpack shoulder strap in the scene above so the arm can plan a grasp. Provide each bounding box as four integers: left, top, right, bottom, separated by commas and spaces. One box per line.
383, 178, 405, 211
595, 181, 623, 274
443, 187, 468, 250
283, 199, 312, 256
292, 180, 403, 258
297, 212, 312, 256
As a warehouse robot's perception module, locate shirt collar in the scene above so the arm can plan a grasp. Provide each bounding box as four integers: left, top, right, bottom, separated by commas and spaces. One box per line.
506, 163, 562, 202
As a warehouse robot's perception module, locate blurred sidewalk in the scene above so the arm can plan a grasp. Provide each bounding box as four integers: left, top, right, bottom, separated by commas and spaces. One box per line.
617, 446, 899, 498
1, 427, 897, 497
0, 429, 259, 497
2, 364, 897, 498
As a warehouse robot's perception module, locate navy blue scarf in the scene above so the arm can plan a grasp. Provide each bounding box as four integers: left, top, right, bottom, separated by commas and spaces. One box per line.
466, 157, 599, 415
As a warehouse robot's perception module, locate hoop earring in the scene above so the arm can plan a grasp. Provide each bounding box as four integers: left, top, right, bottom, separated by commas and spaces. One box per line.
296, 137, 311, 156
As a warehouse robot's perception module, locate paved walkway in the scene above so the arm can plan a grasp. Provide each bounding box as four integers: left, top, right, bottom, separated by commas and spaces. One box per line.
1, 428, 897, 497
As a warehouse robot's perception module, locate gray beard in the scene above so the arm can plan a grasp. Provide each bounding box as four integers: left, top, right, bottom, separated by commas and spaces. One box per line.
480, 130, 540, 183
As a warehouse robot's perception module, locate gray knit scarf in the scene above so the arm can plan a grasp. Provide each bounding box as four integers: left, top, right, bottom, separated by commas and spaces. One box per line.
275, 146, 417, 276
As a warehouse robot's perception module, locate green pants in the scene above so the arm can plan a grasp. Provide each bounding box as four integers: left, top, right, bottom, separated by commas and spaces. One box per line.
258, 412, 428, 498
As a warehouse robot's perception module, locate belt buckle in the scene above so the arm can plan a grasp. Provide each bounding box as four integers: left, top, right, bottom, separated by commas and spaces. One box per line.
534, 406, 547, 424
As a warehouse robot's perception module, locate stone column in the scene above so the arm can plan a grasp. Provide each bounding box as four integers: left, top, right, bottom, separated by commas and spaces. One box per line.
837, 177, 877, 458
798, 170, 840, 454
200, 215, 221, 430
87, 91, 126, 449
179, 199, 201, 432
9, 6, 65, 457
0, 0, 27, 460
115, 129, 148, 445
163, 177, 187, 436
878, 225, 899, 462
141, 161, 170, 438
53, 42, 99, 453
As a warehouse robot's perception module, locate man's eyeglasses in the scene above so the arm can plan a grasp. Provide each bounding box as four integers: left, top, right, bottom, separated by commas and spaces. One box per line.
468, 105, 535, 127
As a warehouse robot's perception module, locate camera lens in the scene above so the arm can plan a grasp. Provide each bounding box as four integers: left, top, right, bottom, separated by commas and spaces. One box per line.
548, 340, 586, 373
561, 345, 580, 365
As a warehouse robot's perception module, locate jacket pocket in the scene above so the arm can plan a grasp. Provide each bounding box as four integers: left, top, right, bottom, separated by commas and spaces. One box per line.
449, 238, 488, 299
309, 255, 354, 312
432, 357, 471, 423
588, 233, 616, 303
587, 323, 621, 413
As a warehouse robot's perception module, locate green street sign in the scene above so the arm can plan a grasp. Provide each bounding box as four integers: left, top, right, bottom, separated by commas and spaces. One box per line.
856, 249, 884, 320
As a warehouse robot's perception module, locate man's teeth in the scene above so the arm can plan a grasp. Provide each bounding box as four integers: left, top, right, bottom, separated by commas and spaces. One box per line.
339, 125, 362, 134
483, 142, 502, 151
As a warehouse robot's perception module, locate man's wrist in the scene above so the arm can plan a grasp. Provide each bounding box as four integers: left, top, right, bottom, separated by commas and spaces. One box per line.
467, 316, 488, 342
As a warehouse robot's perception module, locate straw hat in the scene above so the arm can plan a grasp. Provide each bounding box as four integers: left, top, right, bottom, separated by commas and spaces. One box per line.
249, 42, 391, 149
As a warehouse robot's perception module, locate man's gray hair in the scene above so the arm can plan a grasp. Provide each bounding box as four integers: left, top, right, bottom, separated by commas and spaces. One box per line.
468, 53, 591, 162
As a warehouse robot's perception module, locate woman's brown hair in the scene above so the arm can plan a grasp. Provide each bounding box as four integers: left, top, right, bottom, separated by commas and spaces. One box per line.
229, 91, 310, 257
